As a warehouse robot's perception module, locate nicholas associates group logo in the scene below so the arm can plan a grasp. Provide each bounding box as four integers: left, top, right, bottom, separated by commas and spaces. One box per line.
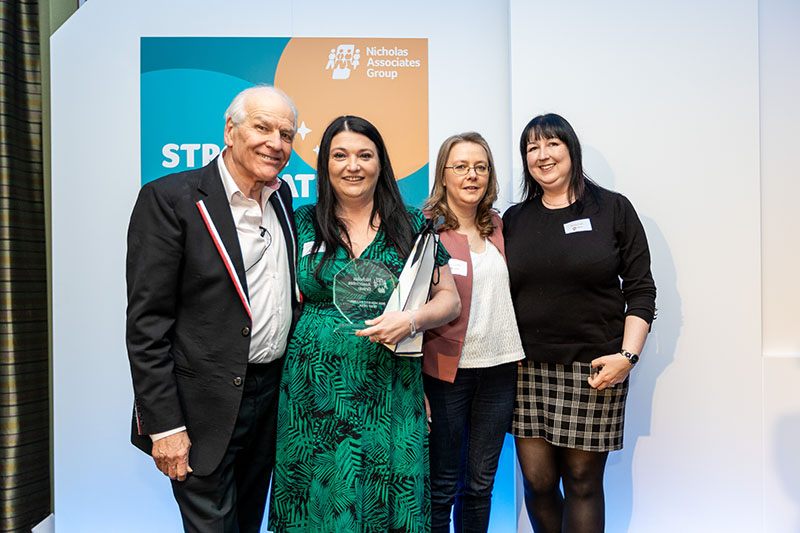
273, 37, 428, 196
326, 44, 361, 80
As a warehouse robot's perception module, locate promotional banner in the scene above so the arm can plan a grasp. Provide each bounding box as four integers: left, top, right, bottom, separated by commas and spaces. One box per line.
141, 37, 430, 208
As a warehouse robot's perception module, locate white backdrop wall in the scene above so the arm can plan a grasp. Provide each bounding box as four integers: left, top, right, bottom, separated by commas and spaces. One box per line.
760, 0, 800, 357
759, 0, 800, 531
51, 0, 799, 531
508, 1, 764, 531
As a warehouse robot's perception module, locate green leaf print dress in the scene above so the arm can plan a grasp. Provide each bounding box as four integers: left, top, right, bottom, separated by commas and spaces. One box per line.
269, 204, 449, 533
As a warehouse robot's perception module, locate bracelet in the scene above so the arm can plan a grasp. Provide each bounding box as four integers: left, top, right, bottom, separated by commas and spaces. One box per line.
408, 310, 417, 336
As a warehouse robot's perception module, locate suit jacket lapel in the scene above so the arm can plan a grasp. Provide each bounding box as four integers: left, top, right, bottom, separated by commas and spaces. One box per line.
269, 182, 299, 303
196, 161, 249, 302
196, 161, 299, 316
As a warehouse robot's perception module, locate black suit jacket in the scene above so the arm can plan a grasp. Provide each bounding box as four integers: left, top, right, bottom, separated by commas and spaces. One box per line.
126, 158, 300, 476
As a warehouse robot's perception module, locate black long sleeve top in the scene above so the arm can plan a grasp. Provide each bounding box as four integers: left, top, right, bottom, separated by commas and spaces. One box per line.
503, 183, 656, 364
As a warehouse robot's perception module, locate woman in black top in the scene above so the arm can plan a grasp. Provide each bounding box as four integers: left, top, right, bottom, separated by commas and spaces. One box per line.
503, 114, 656, 533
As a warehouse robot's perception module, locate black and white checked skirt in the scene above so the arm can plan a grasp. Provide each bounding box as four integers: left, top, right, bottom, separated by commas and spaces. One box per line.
512, 360, 628, 452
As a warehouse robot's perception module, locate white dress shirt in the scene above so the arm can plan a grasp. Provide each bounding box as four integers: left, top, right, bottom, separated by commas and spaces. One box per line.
217, 153, 292, 364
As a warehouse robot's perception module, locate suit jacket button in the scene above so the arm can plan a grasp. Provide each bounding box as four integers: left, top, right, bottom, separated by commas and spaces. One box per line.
233, 376, 243, 387
241, 326, 250, 336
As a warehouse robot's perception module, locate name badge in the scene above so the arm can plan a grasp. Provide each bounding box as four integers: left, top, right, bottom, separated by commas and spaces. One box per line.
448, 258, 468, 277
564, 218, 592, 234
302, 241, 326, 257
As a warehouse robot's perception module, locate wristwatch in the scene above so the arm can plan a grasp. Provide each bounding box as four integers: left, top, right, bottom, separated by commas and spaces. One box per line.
620, 349, 639, 366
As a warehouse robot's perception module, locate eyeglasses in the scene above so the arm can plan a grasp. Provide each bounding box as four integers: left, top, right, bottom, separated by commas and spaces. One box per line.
245, 225, 272, 272
445, 164, 490, 177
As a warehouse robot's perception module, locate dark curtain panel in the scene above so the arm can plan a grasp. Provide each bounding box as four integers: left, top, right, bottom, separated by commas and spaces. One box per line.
0, 0, 50, 531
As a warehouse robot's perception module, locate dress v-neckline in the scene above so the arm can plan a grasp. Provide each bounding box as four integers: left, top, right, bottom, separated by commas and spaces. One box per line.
344, 224, 382, 260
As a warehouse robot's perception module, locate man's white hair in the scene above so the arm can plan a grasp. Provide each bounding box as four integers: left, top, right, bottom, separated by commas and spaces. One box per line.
224, 85, 298, 129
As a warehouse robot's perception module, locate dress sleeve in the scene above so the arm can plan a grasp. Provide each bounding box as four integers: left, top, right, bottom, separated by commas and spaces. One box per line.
293, 204, 314, 252
615, 194, 657, 323
435, 237, 451, 267
293, 204, 328, 286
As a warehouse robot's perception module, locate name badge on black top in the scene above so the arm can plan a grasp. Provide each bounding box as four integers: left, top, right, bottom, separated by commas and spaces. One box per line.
563, 218, 592, 234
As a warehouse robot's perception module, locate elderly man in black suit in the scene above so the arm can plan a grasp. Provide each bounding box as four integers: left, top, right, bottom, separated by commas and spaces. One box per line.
126, 85, 301, 532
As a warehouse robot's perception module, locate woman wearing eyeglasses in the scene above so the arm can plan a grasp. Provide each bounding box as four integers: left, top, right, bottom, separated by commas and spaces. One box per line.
422, 132, 525, 533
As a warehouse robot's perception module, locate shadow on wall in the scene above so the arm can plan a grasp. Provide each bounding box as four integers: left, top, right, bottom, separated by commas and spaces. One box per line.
584, 147, 682, 533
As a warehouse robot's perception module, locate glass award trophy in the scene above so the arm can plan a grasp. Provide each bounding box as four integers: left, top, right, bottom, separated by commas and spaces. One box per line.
333, 258, 399, 332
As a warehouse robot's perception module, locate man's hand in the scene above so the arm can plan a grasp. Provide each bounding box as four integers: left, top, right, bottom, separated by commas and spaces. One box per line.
151, 431, 192, 481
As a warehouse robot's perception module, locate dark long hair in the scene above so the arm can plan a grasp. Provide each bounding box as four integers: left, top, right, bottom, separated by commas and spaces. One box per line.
519, 113, 593, 205
423, 132, 498, 238
312, 115, 414, 276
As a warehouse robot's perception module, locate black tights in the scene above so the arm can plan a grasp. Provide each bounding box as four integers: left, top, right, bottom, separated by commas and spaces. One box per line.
515, 437, 608, 533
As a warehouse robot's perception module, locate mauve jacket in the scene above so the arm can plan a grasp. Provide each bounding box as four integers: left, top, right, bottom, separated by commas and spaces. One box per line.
423, 212, 506, 383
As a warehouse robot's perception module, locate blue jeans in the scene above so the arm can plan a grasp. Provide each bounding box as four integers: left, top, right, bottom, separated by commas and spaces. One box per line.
424, 361, 518, 533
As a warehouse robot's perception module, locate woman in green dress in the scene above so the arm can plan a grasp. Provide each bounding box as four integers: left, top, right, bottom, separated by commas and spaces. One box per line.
270, 115, 461, 533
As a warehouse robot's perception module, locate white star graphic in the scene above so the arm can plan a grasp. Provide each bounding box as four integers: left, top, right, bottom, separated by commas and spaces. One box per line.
296, 121, 312, 141
312, 144, 320, 155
